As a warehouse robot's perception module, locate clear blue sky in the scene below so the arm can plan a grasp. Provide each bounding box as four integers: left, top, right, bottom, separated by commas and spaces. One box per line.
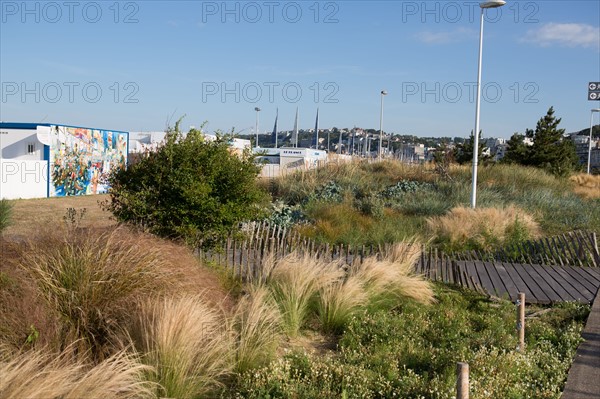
1, 0, 599, 139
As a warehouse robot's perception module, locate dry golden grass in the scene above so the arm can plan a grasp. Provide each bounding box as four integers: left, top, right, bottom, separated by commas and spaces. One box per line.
570, 173, 600, 199
268, 252, 345, 336
3, 194, 114, 238
135, 295, 232, 399
317, 276, 367, 333
0, 346, 153, 399
19, 227, 175, 359
426, 205, 540, 252
2, 223, 231, 355
352, 241, 435, 305
232, 287, 282, 373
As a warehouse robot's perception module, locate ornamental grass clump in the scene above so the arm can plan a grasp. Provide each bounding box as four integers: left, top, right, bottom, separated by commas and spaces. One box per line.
351, 241, 435, 307
20, 227, 172, 359
134, 295, 232, 399
316, 276, 367, 334
267, 252, 344, 337
232, 287, 282, 373
0, 346, 153, 399
570, 173, 600, 199
426, 205, 540, 253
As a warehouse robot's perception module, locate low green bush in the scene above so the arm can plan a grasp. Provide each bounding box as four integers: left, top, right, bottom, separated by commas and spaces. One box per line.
232, 285, 587, 399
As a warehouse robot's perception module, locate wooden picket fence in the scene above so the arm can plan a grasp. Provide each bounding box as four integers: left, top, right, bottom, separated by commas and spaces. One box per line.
198, 222, 599, 291
198, 221, 389, 282
452, 230, 600, 268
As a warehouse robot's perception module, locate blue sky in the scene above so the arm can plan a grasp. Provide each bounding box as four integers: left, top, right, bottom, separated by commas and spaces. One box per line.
1, 0, 599, 139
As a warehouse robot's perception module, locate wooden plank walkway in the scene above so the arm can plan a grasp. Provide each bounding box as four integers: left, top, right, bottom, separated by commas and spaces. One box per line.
455, 261, 600, 304
562, 289, 600, 398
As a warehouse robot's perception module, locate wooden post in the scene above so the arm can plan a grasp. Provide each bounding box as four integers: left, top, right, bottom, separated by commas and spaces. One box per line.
517, 292, 525, 352
456, 362, 469, 399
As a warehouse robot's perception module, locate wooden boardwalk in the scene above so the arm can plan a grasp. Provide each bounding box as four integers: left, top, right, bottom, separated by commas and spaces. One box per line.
450, 261, 600, 304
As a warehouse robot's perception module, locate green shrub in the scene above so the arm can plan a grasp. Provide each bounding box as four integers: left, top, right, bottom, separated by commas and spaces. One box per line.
379, 180, 433, 199
105, 121, 268, 248
354, 194, 384, 219
308, 181, 344, 203
0, 199, 12, 234
265, 201, 305, 228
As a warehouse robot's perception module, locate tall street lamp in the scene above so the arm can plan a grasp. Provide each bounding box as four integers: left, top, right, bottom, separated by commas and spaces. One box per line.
471, 0, 506, 208
254, 107, 261, 148
588, 108, 600, 174
379, 90, 388, 160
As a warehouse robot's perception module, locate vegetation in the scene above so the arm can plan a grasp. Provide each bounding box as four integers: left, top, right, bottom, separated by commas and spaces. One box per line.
0, 199, 12, 234
18, 227, 173, 359
504, 107, 580, 176
427, 206, 540, 253
133, 295, 231, 398
1, 117, 597, 398
233, 286, 588, 399
570, 173, 600, 199
0, 347, 153, 399
105, 121, 268, 248
453, 130, 489, 165
266, 160, 600, 250
0, 201, 591, 398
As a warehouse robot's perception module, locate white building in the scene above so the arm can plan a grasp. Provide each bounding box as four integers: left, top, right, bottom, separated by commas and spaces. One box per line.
1, 122, 128, 200
253, 147, 327, 178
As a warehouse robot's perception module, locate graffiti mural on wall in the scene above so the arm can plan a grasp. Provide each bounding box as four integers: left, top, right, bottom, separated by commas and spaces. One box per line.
49, 126, 127, 196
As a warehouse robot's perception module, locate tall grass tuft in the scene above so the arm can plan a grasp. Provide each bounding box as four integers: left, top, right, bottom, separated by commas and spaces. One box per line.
20, 227, 172, 359
232, 287, 282, 373
316, 276, 367, 334
352, 241, 435, 306
0, 199, 12, 234
426, 205, 540, 253
135, 295, 232, 399
570, 173, 600, 199
0, 346, 153, 399
268, 252, 344, 336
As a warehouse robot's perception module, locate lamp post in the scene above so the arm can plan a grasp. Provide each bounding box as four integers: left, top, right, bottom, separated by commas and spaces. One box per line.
254, 107, 261, 148
588, 108, 600, 174
470, 0, 506, 208
379, 90, 388, 160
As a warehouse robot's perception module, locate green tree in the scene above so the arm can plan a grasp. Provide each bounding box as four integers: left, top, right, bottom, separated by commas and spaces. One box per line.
530, 107, 579, 176
502, 132, 530, 165
454, 130, 489, 165
105, 120, 268, 248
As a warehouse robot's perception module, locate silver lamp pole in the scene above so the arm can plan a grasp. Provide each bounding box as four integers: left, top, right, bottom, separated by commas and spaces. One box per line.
588, 108, 600, 174
379, 90, 388, 160
471, 0, 506, 208
254, 107, 261, 148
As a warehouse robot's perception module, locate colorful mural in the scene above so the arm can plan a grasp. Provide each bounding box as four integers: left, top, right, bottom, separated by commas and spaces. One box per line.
49, 125, 127, 196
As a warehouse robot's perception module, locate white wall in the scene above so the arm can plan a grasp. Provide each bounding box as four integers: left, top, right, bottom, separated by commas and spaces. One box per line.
0, 128, 44, 160
0, 159, 48, 199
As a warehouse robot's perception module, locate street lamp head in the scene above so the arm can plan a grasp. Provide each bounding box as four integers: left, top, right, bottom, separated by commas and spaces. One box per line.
381, 90, 388, 95
592, 109, 600, 113
255, 107, 261, 112
480, 0, 506, 8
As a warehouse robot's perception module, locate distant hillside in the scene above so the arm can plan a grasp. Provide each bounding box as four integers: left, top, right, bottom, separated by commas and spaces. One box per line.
571, 124, 600, 138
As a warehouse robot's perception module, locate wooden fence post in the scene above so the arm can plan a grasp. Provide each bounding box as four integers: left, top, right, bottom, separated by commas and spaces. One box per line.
517, 292, 525, 352
456, 362, 469, 399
